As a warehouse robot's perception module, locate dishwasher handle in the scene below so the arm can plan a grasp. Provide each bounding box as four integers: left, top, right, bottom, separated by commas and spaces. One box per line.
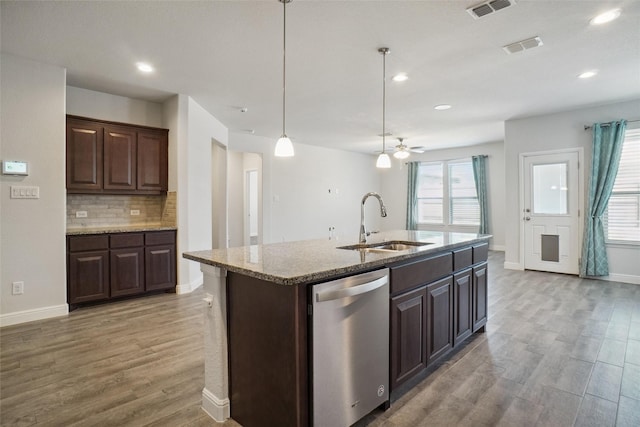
316, 275, 388, 302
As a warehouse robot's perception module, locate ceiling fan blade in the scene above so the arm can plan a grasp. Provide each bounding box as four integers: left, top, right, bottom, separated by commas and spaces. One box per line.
409, 146, 425, 153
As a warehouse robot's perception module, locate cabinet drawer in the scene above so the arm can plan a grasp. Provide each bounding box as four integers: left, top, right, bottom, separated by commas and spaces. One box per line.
68, 235, 109, 252
390, 252, 453, 295
472, 243, 488, 264
453, 247, 472, 271
110, 233, 144, 248
145, 231, 175, 246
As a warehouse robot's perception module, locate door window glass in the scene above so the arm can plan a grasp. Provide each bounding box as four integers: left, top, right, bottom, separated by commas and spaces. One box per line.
533, 163, 568, 214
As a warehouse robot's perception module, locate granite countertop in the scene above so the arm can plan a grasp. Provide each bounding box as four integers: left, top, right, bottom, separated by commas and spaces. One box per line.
183, 230, 491, 286
66, 225, 178, 236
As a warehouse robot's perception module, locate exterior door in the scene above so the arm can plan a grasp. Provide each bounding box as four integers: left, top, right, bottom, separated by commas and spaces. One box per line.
523, 151, 580, 274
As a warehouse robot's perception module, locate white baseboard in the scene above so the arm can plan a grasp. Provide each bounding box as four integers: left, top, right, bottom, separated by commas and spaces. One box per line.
490, 245, 505, 251
601, 273, 640, 285
202, 387, 230, 422
176, 276, 203, 294
503, 261, 524, 270
0, 304, 68, 327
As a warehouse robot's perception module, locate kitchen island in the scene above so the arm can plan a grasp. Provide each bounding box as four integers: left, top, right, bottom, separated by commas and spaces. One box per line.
183, 230, 490, 427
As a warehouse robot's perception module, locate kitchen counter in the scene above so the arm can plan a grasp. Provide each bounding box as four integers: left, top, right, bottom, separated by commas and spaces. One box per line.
66, 225, 177, 235
183, 230, 490, 286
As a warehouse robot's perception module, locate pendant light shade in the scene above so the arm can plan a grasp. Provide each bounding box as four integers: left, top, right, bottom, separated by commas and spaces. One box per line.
376, 152, 392, 168
275, 0, 294, 157
377, 47, 391, 168
275, 135, 294, 157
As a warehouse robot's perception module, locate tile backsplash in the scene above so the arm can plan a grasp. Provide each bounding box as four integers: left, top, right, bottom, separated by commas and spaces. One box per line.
67, 192, 176, 228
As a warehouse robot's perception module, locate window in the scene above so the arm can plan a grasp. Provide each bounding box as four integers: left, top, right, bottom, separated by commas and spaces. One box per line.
605, 127, 640, 243
416, 160, 479, 226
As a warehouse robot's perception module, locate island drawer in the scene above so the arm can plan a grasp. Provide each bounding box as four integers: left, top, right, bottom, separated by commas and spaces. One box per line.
145, 231, 175, 246
110, 233, 144, 248
68, 235, 109, 252
473, 243, 489, 264
390, 252, 453, 295
453, 247, 472, 271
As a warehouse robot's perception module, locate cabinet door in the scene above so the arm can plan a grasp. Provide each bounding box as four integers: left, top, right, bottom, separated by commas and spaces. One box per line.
390, 286, 427, 391
426, 276, 453, 365
137, 130, 168, 192
68, 250, 109, 304
110, 248, 144, 297
472, 263, 488, 332
66, 119, 103, 192
145, 244, 176, 291
453, 269, 473, 346
104, 125, 136, 191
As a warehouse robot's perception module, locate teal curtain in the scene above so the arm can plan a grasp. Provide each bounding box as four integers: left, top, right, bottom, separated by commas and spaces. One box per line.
406, 162, 419, 230
472, 155, 489, 234
580, 120, 627, 277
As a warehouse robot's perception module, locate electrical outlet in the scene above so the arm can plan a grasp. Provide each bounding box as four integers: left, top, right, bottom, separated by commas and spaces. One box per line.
130, 209, 140, 216
12, 281, 24, 295
76, 211, 88, 218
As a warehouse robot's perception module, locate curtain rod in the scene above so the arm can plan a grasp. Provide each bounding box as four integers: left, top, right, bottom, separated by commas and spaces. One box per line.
405, 154, 489, 165
584, 119, 639, 131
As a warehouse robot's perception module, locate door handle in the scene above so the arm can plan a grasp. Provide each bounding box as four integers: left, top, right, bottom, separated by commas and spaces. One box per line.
524, 216, 531, 221
316, 276, 388, 302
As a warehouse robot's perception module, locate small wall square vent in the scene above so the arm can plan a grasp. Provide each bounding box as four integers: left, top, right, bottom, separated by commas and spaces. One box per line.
467, 0, 515, 19
503, 36, 543, 54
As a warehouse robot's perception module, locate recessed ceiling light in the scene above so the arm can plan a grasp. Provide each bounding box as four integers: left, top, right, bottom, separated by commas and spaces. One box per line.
392, 73, 408, 82
136, 62, 154, 73
434, 104, 452, 110
578, 70, 597, 79
590, 9, 621, 25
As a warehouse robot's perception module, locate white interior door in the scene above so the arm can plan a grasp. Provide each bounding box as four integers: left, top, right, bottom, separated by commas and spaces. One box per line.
523, 151, 581, 274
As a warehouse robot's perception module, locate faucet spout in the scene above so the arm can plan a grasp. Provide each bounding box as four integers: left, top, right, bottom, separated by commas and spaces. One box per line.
360, 192, 388, 244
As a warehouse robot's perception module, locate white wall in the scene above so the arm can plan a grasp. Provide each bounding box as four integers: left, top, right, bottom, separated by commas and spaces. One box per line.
175, 97, 229, 293
229, 133, 383, 244
504, 99, 640, 284
67, 86, 163, 127
379, 141, 506, 250
0, 54, 68, 326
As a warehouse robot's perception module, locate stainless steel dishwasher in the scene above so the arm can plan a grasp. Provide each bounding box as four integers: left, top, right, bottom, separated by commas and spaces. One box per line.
311, 268, 390, 427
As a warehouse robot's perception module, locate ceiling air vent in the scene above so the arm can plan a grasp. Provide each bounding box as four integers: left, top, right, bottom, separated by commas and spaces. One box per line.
467, 0, 515, 19
503, 36, 543, 54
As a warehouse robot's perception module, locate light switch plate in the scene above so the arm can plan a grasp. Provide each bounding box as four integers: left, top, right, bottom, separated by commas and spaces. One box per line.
10, 186, 39, 199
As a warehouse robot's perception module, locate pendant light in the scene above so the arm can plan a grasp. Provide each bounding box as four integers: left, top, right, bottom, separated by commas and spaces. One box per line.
274, 0, 294, 157
376, 47, 391, 168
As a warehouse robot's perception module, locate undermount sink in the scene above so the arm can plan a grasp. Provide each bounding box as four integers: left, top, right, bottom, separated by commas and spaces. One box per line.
338, 241, 433, 253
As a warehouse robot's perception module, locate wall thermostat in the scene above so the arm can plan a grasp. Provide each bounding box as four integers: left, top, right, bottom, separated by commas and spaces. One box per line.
2, 160, 29, 175
2, 160, 29, 176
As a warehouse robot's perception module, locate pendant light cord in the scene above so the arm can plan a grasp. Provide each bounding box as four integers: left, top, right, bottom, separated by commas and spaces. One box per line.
282, 0, 287, 137
382, 50, 386, 153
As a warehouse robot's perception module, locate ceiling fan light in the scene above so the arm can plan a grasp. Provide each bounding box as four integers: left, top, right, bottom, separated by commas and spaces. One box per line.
393, 150, 410, 159
275, 135, 294, 157
376, 153, 392, 168
590, 9, 621, 25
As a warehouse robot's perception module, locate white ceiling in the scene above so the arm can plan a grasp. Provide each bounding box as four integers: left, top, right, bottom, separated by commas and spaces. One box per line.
2, 0, 639, 154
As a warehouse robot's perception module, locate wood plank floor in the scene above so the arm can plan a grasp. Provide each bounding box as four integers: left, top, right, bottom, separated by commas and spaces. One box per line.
2, 251, 639, 426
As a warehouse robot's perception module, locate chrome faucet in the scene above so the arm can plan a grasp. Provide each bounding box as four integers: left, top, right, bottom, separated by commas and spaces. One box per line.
360, 192, 387, 243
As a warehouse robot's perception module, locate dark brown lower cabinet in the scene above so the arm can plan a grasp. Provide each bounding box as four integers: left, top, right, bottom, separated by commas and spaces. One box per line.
472, 262, 488, 331
390, 286, 427, 390
145, 244, 176, 291
67, 230, 176, 307
110, 248, 144, 297
426, 276, 453, 364
68, 250, 109, 304
453, 268, 473, 346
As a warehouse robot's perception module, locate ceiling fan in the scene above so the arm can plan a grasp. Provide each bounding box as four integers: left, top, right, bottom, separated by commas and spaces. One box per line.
388, 137, 425, 159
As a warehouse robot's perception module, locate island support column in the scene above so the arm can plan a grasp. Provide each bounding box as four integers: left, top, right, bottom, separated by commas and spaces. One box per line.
200, 264, 230, 421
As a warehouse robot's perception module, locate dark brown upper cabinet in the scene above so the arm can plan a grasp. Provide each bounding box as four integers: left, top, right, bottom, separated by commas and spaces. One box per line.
66, 115, 168, 195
